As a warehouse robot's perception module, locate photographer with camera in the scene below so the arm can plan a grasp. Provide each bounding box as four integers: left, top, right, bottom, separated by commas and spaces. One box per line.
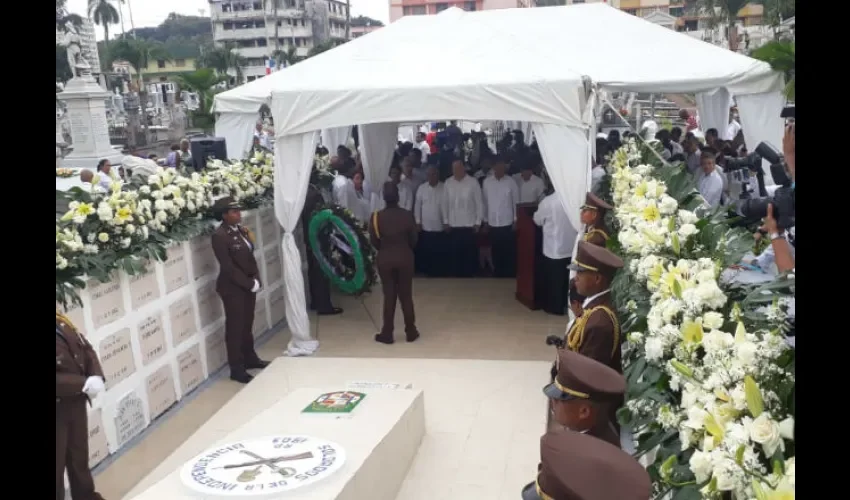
760, 122, 795, 273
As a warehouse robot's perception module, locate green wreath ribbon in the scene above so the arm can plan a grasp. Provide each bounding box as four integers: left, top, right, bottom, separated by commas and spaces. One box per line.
307, 205, 375, 295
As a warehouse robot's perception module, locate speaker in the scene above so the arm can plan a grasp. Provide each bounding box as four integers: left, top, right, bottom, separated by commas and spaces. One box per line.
189, 136, 227, 171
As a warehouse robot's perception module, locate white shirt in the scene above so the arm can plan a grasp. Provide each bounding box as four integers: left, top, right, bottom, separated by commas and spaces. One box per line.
696, 168, 724, 209
670, 141, 684, 156
533, 194, 578, 260
442, 175, 484, 228
414, 182, 445, 232
373, 181, 414, 212
686, 150, 701, 175
516, 174, 546, 204
482, 175, 519, 228
415, 141, 430, 164
332, 174, 355, 211
725, 120, 742, 141
254, 130, 272, 150
583, 289, 611, 309
401, 175, 423, 206
591, 166, 606, 194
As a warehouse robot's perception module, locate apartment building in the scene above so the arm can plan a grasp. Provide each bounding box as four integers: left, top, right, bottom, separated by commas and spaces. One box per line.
390, 0, 534, 23
209, 0, 350, 82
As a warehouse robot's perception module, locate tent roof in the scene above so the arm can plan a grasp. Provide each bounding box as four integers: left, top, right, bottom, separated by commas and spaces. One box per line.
215, 4, 781, 134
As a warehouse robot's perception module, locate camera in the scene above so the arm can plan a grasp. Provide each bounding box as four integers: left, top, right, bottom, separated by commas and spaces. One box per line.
545, 335, 565, 349
725, 140, 795, 230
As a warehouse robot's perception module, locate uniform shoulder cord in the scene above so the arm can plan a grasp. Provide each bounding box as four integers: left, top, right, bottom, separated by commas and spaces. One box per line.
371, 211, 381, 239
567, 305, 620, 357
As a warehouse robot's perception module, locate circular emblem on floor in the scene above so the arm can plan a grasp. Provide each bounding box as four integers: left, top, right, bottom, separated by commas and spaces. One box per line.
180, 435, 346, 496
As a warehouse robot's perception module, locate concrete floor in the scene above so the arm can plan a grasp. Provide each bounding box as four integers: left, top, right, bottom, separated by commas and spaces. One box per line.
95, 278, 567, 499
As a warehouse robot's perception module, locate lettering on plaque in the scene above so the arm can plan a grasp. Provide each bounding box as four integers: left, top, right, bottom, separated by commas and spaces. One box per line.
264, 247, 283, 284
268, 286, 285, 325
253, 297, 268, 338
260, 208, 279, 246
190, 236, 217, 279
57, 300, 86, 333
88, 408, 110, 468
204, 325, 227, 372
69, 110, 91, 148
98, 328, 136, 389
196, 281, 222, 328
88, 277, 125, 329
178, 344, 204, 396
169, 296, 197, 348
164, 243, 189, 293
129, 264, 160, 310
113, 391, 147, 448
91, 112, 109, 145
146, 364, 177, 420
137, 314, 167, 366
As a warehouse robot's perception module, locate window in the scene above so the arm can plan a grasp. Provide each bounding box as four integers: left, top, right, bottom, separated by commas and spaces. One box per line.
435, 3, 449, 13
683, 19, 698, 31
174, 59, 186, 67
463, 1, 476, 11
257, 38, 268, 47
622, 8, 637, 16
247, 75, 257, 82
156, 60, 166, 69
223, 22, 233, 30
571, 0, 585, 3
669, 7, 683, 17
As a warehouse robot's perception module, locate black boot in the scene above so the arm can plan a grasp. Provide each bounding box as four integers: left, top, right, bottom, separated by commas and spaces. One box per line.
230, 371, 254, 384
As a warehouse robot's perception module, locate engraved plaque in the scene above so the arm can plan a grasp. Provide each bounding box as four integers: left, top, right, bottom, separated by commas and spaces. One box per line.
260, 208, 279, 247
190, 236, 217, 279
169, 296, 197, 348
57, 300, 86, 333
164, 243, 189, 293
268, 286, 285, 325
253, 296, 268, 338
128, 263, 160, 310
88, 277, 125, 329
205, 325, 227, 372
264, 246, 283, 285
113, 391, 147, 448
196, 281, 222, 328
98, 328, 136, 389
69, 110, 91, 147
178, 344, 204, 396
146, 364, 177, 420
87, 408, 110, 468
137, 314, 167, 366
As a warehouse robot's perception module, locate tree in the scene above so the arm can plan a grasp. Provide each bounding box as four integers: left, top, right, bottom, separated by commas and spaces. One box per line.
751, 40, 794, 100
56, 0, 83, 32
198, 43, 246, 86
693, 0, 751, 51
350, 15, 384, 27
108, 38, 171, 89
175, 68, 226, 114
307, 40, 339, 58
754, 0, 795, 28
88, 0, 120, 46
273, 46, 301, 68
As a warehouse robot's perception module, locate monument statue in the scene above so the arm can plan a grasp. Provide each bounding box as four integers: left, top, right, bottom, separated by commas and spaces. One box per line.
60, 23, 88, 79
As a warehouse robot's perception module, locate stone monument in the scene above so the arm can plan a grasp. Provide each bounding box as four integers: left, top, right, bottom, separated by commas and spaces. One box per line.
57, 23, 123, 170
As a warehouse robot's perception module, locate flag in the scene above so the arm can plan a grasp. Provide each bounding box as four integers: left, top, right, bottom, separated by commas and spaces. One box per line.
265, 58, 276, 75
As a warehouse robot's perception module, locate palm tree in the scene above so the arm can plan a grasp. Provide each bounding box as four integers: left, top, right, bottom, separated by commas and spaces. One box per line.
273, 46, 301, 69
175, 68, 227, 114
56, 0, 83, 32
751, 40, 794, 100
307, 40, 338, 58
88, 0, 120, 46
198, 43, 246, 86
108, 38, 171, 89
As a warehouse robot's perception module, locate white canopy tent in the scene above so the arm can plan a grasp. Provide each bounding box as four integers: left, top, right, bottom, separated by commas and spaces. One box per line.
212, 4, 784, 356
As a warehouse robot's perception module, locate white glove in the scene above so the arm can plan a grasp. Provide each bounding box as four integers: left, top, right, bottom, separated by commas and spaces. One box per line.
82, 376, 105, 398
251, 279, 261, 293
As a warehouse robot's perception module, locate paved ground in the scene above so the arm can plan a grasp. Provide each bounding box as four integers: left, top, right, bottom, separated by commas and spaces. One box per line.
94, 278, 567, 499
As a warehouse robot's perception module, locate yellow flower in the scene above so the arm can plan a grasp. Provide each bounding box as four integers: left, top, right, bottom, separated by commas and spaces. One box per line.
75, 203, 94, 217
680, 318, 704, 346
642, 203, 661, 222
634, 181, 648, 198
97, 232, 110, 243
115, 206, 133, 224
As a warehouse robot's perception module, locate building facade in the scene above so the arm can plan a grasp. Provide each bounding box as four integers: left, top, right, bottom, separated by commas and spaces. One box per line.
209, 0, 350, 82
390, 0, 533, 23
351, 24, 383, 38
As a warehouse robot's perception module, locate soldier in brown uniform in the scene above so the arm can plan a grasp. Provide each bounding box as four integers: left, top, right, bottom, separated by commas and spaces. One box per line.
369, 182, 420, 344
521, 429, 651, 500
211, 197, 269, 384
545, 349, 626, 447
579, 193, 612, 247
56, 311, 106, 500
561, 241, 624, 431
302, 184, 343, 316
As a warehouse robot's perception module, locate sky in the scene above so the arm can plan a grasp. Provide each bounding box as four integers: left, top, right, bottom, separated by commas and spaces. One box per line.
67, 0, 390, 40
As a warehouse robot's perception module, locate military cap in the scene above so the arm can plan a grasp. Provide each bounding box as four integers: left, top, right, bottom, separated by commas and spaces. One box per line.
581, 192, 613, 211
544, 349, 626, 402
521, 429, 651, 500
212, 196, 241, 214
567, 241, 624, 277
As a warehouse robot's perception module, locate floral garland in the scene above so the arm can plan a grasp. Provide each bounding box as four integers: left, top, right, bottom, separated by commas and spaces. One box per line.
608, 139, 796, 499
307, 204, 376, 295
56, 150, 275, 307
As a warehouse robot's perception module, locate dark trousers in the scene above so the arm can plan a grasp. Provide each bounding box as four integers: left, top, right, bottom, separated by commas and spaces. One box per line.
219, 290, 261, 374
416, 230, 447, 277
542, 256, 571, 315
56, 399, 104, 500
489, 225, 517, 278
449, 227, 478, 277
307, 251, 334, 312
378, 259, 416, 336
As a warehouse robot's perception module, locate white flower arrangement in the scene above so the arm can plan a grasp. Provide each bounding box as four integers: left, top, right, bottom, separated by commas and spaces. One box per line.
611, 139, 795, 499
